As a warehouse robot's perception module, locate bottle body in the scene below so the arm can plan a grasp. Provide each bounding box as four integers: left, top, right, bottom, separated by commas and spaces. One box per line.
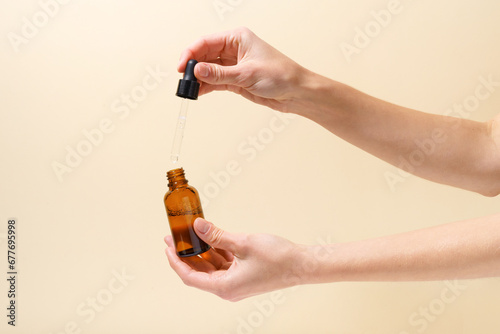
164, 168, 210, 257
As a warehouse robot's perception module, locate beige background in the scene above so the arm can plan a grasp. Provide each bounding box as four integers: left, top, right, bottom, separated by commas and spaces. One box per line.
2, 0, 500, 333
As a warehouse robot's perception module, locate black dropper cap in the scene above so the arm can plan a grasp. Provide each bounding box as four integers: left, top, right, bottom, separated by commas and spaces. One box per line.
176, 59, 200, 100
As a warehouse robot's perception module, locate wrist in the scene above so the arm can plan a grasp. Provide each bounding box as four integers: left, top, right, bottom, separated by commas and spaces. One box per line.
287, 243, 342, 286
286, 68, 351, 123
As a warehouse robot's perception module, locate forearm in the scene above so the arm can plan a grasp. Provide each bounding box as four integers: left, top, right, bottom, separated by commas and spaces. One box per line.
298, 213, 500, 284
290, 69, 500, 196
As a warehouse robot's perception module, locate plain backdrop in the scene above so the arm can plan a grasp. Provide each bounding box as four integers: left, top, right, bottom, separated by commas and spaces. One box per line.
2, 0, 500, 333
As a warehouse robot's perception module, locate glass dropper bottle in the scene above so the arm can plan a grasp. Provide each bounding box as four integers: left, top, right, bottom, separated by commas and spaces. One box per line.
164, 167, 210, 257
170, 59, 200, 163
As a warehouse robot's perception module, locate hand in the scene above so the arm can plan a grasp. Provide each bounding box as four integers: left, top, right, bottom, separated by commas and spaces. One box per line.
164, 218, 304, 301
177, 27, 310, 113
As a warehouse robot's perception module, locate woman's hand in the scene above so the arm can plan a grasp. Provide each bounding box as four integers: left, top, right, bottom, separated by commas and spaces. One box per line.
164, 218, 305, 301
177, 27, 311, 113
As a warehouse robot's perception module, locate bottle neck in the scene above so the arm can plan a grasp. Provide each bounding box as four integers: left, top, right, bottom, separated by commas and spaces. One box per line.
167, 168, 188, 190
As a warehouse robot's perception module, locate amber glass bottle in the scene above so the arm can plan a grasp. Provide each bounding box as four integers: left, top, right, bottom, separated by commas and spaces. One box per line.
164, 168, 210, 257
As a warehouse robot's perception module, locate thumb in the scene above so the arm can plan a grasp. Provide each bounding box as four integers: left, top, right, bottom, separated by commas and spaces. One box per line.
194, 218, 240, 253
195, 62, 243, 86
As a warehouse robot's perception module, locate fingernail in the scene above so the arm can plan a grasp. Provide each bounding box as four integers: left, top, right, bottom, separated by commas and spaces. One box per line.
197, 63, 209, 77
195, 218, 210, 234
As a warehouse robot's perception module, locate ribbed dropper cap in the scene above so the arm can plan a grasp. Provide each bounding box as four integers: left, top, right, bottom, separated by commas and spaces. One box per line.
176, 59, 200, 100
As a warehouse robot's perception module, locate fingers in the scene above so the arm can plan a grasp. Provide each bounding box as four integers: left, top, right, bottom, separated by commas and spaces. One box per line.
164, 235, 174, 247
199, 248, 231, 270
212, 247, 235, 263
163, 219, 247, 298
164, 237, 213, 287
163, 236, 232, 270
198, 82, 244, 97
177, 29, 241, 73
181, 254, 217, 273
164, 236, 232, 296
195, 62, 247, 87
194, 218, 242, 255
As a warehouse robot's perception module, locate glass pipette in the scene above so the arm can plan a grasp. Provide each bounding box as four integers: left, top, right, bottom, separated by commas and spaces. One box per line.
170, 98, 189, 163
171, 59, 200, 163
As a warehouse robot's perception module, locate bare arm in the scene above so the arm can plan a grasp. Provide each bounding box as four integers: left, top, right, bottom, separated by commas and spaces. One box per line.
178, 27, 500, 196
165, 215, 500, 301
290, 72, 500, 196
300, 212, 500, 284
